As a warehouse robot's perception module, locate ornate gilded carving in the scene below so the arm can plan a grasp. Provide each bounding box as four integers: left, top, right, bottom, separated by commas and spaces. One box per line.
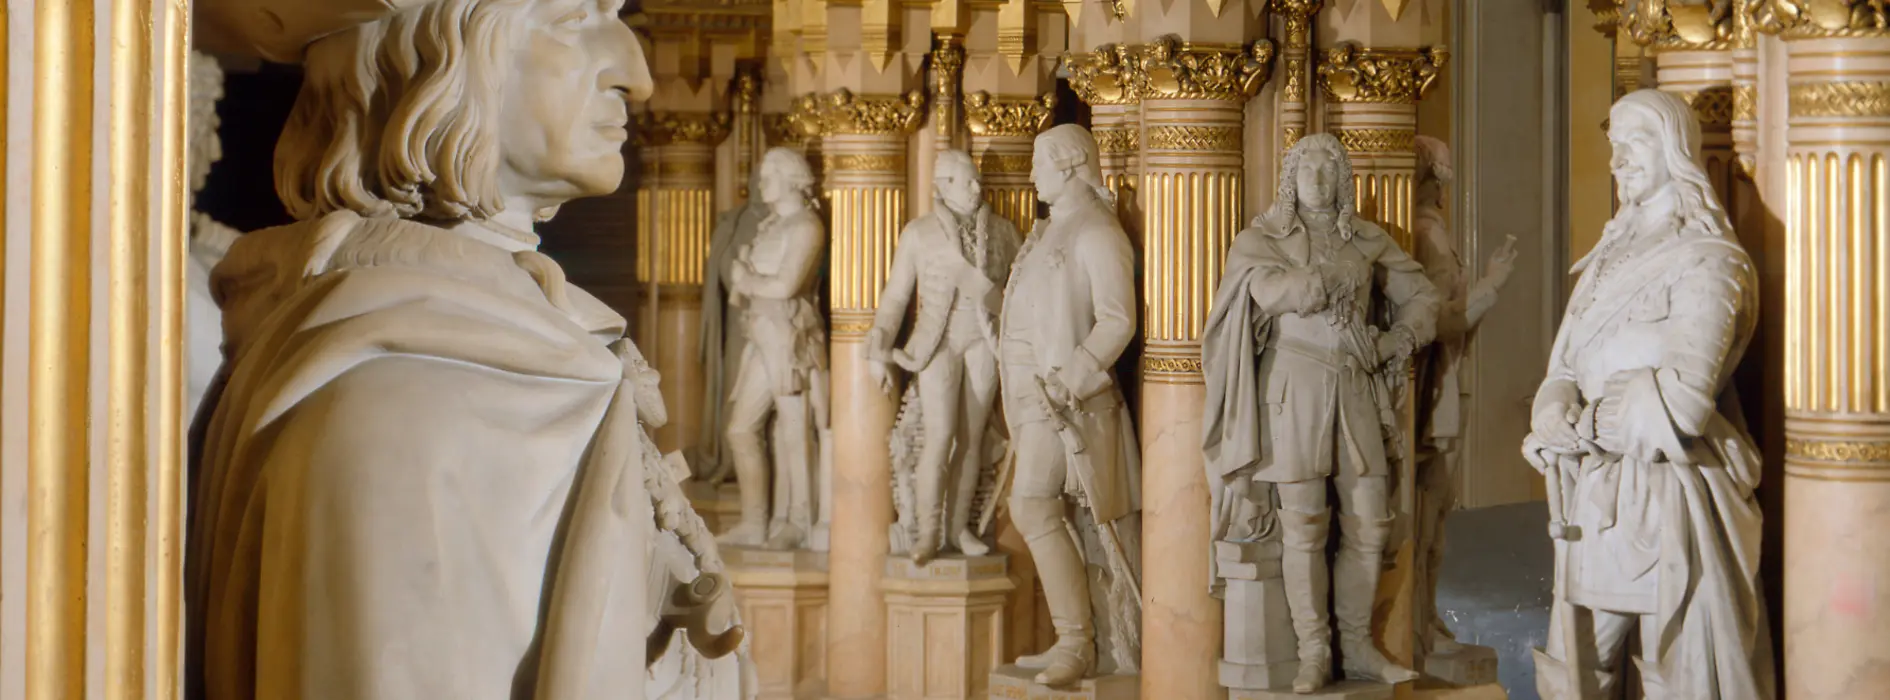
1621, 0, 1737, 48
1333, 128, 1416, 154
1787, 438, 1890, 464
1674, 87, 1737, 125
1094, 127, 1139, 154
819, 88, 927, 135
824, 154, 908, 172
1131, 35, 1277, 102
1734, 84, 1758, 121
1789, 80, 1890, 116
1741, 0, 1890, 36
932, 35, 965, 143
660, 111, 735, 144
1064, 44, 1140, 106
975, 154, 1034, 173
1591, 0, 1624, 37
1146, 125, 1242, 151
1283, 126, 1305, 150
763, 114, 797, 147
965, 92, 1057, 136
732, 70, 762, 115
1142, 356, 1205, 377
1269, 0, 1325, 47
782, 94, 827, 143
1318, 44, 1449, 104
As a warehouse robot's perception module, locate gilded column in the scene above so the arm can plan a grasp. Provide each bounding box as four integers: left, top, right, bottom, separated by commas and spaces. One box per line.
1749, 4, 1890, 696
1317, 44, 1447, 247
820, 88, 927, 700
732, 66, 766, 204
1066, 45, 1144, 229
646, 111, 730, 455
965, 91, 1054, 232
1272, 0, 1324, 150
1127, 35, 1273, 700
1, 0, 191, 696
933, 35, 967, 151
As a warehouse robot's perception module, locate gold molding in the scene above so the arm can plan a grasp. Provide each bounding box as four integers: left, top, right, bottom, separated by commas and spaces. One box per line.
764, 113, 799, 147
1131, 36, 1276, 103
1334, 128, 1416, 154
965, 91, 1056, 137
1787, 438, 1890, 464
1743, 0, 1890, 38
1621, 0, 1737, 49
819, 88, 927, 136
1142, 356, 1205, 375
1146, 125, 1242, 152
1283, 126, 1305, 150
1789, 81, 1890, 117
732, 68, 762, 115
1270, 0, 1325, 47
634, 110, 735, 146
1734, 84, 1758, 121
1673, 87, 1737, 125
932, 35, 965, 143
656, 159, 716, 178
1064, 44, 1140, 106
975, 153, 1033, 173
825, 154, 907, 172
1318, 44, 1449, 104
1094, 127, 1139, 154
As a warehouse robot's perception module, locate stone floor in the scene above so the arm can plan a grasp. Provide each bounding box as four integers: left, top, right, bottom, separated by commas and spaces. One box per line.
1434, 501, 1554, 700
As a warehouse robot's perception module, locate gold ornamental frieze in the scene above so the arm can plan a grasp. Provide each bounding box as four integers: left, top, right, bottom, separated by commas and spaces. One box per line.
658, 110, 735, 145
1333, 128, 1416, 154
824, 153, 908, 173
818, 88, 927, 136
1620, 0, 1739, 49
975, 153, 1034, 174
1131, 36, 1277, 103
1094, 127, 1139, 155
965, 92, 1057, 137
1317, 44, 1449, 104
1734, 84, 1758, 121
1065, 44, 1140, 106
1789, 81, 1890, 117
1674, 87, 1737, 125
732, 69, 762, 114
1787, 438, 1890, 464
1741, 0, 1890, 37
1146, 125, 1243, 152
1142, 355, 1207, 382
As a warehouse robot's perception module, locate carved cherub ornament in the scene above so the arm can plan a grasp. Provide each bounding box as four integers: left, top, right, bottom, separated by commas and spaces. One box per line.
187, 1, 747, 698
870, 150, 1019, 564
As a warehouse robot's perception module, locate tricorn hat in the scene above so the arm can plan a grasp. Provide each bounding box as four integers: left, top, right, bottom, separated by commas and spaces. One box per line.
197, 0, 435, 64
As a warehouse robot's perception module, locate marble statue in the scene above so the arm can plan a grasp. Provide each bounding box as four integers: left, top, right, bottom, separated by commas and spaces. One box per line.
1408, 135, 1516, 658
1525, 89, 1775, 700
186, 50, 241, 419
698, 174, 770, 483
717, 148, 832, 551
871, 149, 1020, 565
187, 1, 745, 698
1202, 133, 1440, 694
998, 124, 1143, 688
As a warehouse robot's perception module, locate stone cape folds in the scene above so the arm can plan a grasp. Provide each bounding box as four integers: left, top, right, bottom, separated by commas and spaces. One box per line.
188, 211, 661, 699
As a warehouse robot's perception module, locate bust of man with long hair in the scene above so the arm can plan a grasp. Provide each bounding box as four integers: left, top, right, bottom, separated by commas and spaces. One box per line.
188, 2, 741, 698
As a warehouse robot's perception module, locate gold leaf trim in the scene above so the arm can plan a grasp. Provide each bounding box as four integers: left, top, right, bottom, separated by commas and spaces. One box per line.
824, 154, 907, 173
1672, 87, 1736, 125
820, 88, 928, 135
1789, 81, 1890, 118
1132, 36, 1277, 102
1317, 44, 1449, 104
1094, 127, 1140, 154
965, 91, 1057, 136
633, 110, 733, 146
1734, 84, 1758, 122
1742, 0, 1890, 38
976, 153, 1033, 173
1142, 356, 1204, 375
1064, 44, 1140, 106
1147, 125, 1242, 151
1333, 128, 1415, 154
1786, 438, 1890, 464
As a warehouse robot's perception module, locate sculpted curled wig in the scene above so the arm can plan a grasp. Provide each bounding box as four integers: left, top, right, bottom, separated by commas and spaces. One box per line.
1262, 133, 1359, 239
274, 0, 533, 221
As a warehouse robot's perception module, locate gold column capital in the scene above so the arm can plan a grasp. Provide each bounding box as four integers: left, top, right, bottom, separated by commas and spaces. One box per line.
1742, 0, 1890, 38
651, 110, 735, 145
817, 88, 928, 135
1064, 44, 1141, 106
1619, 0, 1740, 50
964, 91, 1056, 136
1316, 43, 1448, 104
1270, 0, 1326, 46
1130, 35, 1276, 103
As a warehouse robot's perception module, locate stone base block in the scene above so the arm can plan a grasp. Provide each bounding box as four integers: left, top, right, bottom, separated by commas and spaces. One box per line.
882, 554, 1013, 700
1218, 539, 1299, 691
1422, 644, 1500, 687
1219, 658, 1301, 690
1411, 682, 1508, 699
1229, 680, 1393, 700
687, 480, 743, 534
726, 547, 829, 700
987, 665, 1138, 700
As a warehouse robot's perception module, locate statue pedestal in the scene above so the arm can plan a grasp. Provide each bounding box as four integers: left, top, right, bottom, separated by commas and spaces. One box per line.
686, 480, 742, 534
882, 554, 1014, 700
1421, 644, 1500, 687
726, 547, 829, 700
987, 665, 1138, 700
1230, 680, 1393, 700
1217, 540, 1300, 690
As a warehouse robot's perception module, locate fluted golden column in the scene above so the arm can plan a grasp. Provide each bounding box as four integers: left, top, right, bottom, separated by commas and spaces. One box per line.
633, 122, 665, 347
965, 91, 1054, 232
1272, 0, 1323, 150
1758, 13, 1890, 697
1317, 44, 1448, 248
645, 112, 729, 455
1121, 36, 1272, 700
2, 1, 191, 696
820, 89, 926, 700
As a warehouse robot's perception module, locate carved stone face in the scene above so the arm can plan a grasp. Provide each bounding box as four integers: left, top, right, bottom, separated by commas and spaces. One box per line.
1607, 109, 1670, 206
1030, 152, 1070, 204
497, 0, 651, 210
1294, 145, 1342, 212
935, 157, 982, 217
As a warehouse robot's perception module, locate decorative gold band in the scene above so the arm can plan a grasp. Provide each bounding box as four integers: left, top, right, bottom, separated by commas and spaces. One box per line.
976, 153, 1033, 174
1333, 128, 1416, 154
1672, 87, 1736, 126
1095, 127, 1140, 154
825, 154, 907, 173
1789, 81, 1890, 118
1146, 125, 1242, 152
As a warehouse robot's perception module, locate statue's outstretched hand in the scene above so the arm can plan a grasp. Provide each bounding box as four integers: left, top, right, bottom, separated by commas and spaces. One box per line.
1483, 235, 1519, 290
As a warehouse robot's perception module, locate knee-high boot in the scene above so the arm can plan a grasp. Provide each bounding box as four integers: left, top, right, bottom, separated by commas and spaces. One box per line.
1280, 506, 1334, 693
1010, 495, 1095, 687
1333, 514, 1418, 684
717, 422, 770, 546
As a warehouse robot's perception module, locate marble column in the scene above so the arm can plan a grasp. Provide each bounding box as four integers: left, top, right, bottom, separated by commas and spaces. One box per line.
965, 91, 1055, 233
647, 112, 730, 456
1, 0, 192, 693
1768, 27, 1890, 700
820, 89, 927, 700
1128, 36, 1273, 700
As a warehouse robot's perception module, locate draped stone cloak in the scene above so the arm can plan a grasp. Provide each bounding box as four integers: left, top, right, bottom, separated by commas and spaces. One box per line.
188, 211, 661, 700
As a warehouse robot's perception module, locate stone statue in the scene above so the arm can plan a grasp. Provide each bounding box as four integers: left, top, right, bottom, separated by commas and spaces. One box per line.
698, 174, 770, 483
186, 50, 241, 419
998, 124, 1142, 688
870, 149, 1020, 565
187, 1, 744, 697
1408, 135, 1516, 658
1525, 89, 1774, 700
1201, 133, 1439, 694
717, 148, 832, 551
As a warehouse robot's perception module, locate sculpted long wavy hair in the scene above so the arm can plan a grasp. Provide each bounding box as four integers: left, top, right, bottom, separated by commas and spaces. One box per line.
1261, 133, 1358, 240
275, 0, 533, 221
1575, 89, 1735, 274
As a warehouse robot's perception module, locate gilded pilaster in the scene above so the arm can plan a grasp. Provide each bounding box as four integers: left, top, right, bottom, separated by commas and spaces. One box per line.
732, 66, 766, 203
1317, 43, 1447, 246
965, 91, 1054, 232
1272, 0, 1324, 150
933, 35, 967, 150
817, 87, 925, 700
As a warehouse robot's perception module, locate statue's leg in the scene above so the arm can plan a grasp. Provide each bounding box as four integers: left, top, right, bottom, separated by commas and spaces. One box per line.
1536, 603, 1634, 700
1008, 422, 1095, 687
950, 345, 999, 556
1332, 471, 1418, 684
1276, 478, 1335, 693
718, 362, 774, 546
1416, 445, 1461, 652
763, 391, 811, 550
912, 356, 964, 564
